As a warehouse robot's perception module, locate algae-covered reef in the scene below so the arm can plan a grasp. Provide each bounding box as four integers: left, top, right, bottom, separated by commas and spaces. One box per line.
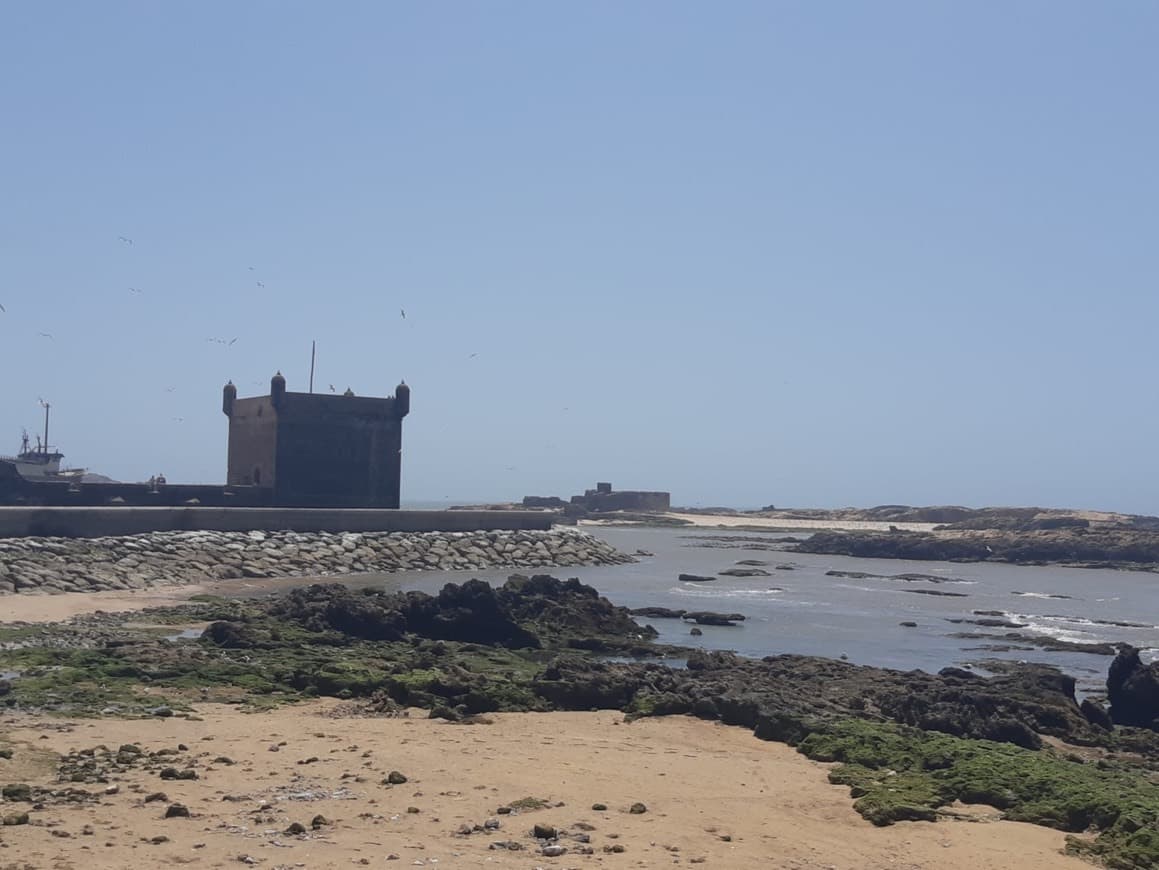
0, 575, 659, 716
800, 719, 1159, 867
4, 576, 1159, 867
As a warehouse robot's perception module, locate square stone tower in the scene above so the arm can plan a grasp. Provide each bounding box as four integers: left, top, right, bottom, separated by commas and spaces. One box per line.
222, 373, 411, 508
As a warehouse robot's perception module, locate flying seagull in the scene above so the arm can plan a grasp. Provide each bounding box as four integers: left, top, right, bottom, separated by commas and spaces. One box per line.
400, 308, 406, 320
38, 332, 53, 340
118, 236, 133, 245
468, 352, 478, 358
256, 281, 265, 288
0, 303, 5, 312
228, 337, 238, 346
128, 287, 143, 294
247, 266, 255, 271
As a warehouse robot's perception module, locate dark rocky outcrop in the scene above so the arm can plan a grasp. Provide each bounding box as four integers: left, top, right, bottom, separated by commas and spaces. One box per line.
1081, 698, 1113, 731
948, 631, 1117, 656
945, 617, 1028, 629
533, 650, 1103, 750
825, 570, 966, 585
1107, 645, 1159, 728
682, 612, 746, 627
677, 574, 715, 582
265, 575, 654, 649
628, 607, 686, 619
798, 528, 1159, 571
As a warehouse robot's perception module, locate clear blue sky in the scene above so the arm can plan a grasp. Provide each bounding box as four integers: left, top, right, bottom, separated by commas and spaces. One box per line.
2, 3, 1157, 512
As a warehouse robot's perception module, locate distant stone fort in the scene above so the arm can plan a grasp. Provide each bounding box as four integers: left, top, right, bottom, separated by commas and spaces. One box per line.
223, 372, 410, 508
524, 482, 671, 514
1, 372, 412, 509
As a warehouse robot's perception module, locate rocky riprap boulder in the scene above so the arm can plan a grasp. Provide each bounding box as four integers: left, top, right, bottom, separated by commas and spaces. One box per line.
0, 528, 630, 595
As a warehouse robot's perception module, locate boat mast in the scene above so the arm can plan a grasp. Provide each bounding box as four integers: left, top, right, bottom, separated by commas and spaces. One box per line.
309, 340, 316, 394
42, 402, 50, 455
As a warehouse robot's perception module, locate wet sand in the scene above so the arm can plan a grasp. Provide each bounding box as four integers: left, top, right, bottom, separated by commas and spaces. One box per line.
0, 702, 1088, 869
0, 574, 336, 624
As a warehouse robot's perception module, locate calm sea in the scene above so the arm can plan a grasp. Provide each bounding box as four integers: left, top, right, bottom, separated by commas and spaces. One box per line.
326, 526, 1159, 696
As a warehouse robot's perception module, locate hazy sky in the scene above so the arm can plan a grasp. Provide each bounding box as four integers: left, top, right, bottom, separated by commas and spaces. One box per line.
2, 3, 1157, 512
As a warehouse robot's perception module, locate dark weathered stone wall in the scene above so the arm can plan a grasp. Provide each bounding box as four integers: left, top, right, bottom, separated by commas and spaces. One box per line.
523, 496, 567, 508
0, 476, 277, 508
224, 390, 407, 508
273, 394, 403, 508
584, 490, 671, 512
226, 396, 279, 487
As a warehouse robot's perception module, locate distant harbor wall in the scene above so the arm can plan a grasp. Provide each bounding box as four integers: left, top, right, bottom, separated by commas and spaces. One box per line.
0, 507, 553, 540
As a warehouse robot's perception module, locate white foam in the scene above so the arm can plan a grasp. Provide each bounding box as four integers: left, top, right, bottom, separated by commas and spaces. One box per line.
669, 586, 783, 600
832, 583, 883, 594
1015, 618, 1104, 645
1011, 613, 1157, 634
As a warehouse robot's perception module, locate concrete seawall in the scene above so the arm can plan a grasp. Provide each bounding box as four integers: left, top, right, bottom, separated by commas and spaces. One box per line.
0, 508, 553, 539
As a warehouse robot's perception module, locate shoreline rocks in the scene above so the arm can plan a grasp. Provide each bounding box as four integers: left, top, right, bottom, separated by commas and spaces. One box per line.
797, 528, 1159, 571
0, 529, 632, 596
1107, 645, 1159, 727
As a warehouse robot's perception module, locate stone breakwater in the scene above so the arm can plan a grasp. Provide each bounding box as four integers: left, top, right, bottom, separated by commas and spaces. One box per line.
0, 528, 631, 595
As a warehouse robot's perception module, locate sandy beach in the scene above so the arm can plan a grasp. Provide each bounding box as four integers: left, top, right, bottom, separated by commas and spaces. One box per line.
0, 701, 1089, 870
1, 573, 349, 624
666, 513, 942, 532
581, 513, 941, 533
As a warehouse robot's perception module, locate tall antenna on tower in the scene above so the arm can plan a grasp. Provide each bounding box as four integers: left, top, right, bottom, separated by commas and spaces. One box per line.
309, 340, 316, 394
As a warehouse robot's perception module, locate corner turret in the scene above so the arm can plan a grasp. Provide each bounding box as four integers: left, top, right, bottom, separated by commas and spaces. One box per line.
271, 371, 286, 408
222, 381, 237, 416
395, 381, 410, 417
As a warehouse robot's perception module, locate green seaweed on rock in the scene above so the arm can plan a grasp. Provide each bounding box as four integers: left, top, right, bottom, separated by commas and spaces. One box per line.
798, 718, 1159, 867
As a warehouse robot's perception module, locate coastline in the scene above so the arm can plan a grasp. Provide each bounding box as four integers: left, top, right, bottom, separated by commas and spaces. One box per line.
0, 701, 1089, 869
5, 518, 1159, 866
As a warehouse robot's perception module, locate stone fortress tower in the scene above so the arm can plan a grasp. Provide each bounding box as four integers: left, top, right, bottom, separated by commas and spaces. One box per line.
222, 373, 410, 508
